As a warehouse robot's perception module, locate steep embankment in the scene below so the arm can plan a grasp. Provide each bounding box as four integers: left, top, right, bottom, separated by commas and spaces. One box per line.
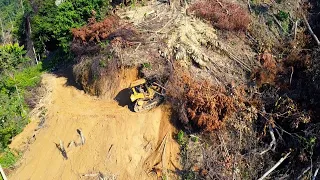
9, 72, 180, 179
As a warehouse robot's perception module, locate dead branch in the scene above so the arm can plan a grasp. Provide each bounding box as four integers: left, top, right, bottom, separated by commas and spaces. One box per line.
302, 14, 320, 46
56, 140, 68, 160
294, 20, 298, 41
289, 66, 294, 85
215, 0, 230, 15
135, 42, 141, 51
77, 129, 85, 145
247, 0, 252, 13
258, 152, 291, 180
0, 164, 8, 180
297, 166, 311, 179
155, 15, 178, 33
272, 15, 286, 33
82, 173, 99, 177
161, 133, 169, 168
312, 168, 319, 180
106, 144, 114, 160
260, 125, 277, 155
68, 141, 76, 148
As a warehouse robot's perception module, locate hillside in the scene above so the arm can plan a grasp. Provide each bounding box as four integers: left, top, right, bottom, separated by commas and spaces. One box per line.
1, 0, 320, 179
9, 70, 180, 179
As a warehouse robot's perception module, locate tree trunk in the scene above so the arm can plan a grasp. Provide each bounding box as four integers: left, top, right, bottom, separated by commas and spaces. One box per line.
0, 17, 5, 43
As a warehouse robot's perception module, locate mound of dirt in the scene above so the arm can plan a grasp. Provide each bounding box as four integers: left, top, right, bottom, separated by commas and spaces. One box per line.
73, 56, 138, 99
9, 73, 180, 179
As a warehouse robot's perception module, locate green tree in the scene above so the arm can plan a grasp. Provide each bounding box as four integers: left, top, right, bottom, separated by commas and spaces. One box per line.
0, 43, 41, 150
31, 0, 110, 56
0, 43, 29, 73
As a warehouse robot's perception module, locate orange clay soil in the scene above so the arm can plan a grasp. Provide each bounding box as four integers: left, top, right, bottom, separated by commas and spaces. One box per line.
9, 72, 180, 180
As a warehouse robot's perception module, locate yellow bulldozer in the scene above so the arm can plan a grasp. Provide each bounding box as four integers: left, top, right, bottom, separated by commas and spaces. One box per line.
129, 77, 165, 112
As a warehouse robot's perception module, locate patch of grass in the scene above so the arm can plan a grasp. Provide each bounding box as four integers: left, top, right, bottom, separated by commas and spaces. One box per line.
177, 130, 186, 145
190, 135, 199, 142
0, 149, 19, 168
182, 171, 196, 180
142, 62, 151, 69
276, 11, 289, 21
99, 60, 107, 68
99, 40, 109, 49
281, 18, 290, 33
130, 0, 137, 9
6, 63, 43, 90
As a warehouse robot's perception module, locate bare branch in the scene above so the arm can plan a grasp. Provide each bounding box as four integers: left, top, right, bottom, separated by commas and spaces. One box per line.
247, 0, 252, 13
0, 164, 8, 180
258, 152, 291, 180
297, 166, 311, 179
215, 0, 230, 15
77, 129, 85, 145
312, 168, 319, 180
260, 125, 277, 155
294, 20, 298, 41
289, 66, 294, 85
302, 14, 320, 46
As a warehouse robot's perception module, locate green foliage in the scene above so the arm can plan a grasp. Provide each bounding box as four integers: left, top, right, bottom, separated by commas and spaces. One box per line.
0, 63, 43, 149
0, 43, 29, 73
5, 63, 43, 90
190, 135, 199, 142
0, 0, 27, 43
276, 11, 289, 21
31, 0, 110, 56
99, 40, 109, 48
0, 149, 19, 168
275, 11, 290, 33
99, 60, 107, 68
177, 130, 186, 145
182, 171, 196, 180
142, 62, 151, 69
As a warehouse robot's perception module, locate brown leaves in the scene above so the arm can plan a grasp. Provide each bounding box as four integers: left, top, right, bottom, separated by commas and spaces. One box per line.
71, 15, 120, 43
252, 51, 280, 86
188, 0, 251, 31
167, 67, 236, 132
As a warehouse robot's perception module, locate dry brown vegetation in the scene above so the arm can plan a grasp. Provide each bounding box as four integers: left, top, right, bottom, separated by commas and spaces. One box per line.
188, 0, 250, 31
252, 51, 281, 87
66, 0, 320, 179
167, 67, 238, 132
71, 15, 120, 43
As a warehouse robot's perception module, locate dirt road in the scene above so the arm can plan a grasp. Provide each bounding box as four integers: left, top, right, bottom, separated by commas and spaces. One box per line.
9, 73, 180, 180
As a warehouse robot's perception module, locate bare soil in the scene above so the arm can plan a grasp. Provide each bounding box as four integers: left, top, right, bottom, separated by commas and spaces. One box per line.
9, 72, 180, 180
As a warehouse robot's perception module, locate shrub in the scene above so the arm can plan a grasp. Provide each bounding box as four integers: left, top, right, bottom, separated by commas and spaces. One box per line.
276, 10, 289, 21
252, 51, 280, 86
0, 149, 19, 168
71, 15, 139, 49
0, 63, 43, 150
0, 43, 29, 73
71, 15, 120, 44
31, 0, 110, 55
177, 130, 186, 145
167, 67, 236, 131
188, 0, 250, 31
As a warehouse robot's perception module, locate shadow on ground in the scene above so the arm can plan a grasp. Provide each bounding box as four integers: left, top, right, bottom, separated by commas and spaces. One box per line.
114, 88, 135, 111
52, 65, 84, 91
